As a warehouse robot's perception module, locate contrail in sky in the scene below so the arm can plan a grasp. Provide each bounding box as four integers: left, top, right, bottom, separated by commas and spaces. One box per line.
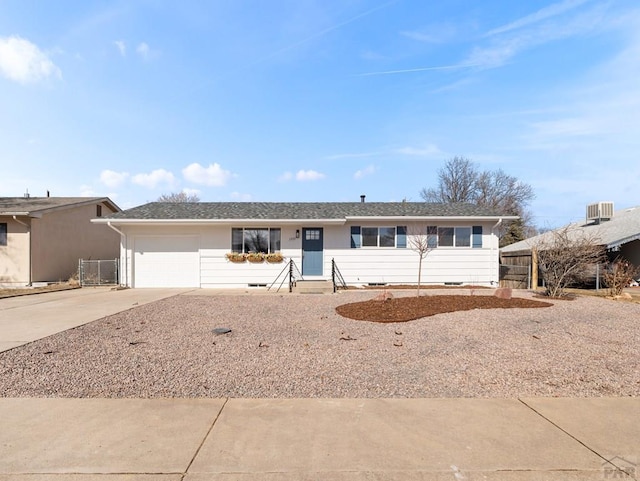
355, 63, 479, 77
256, 0, 400, 64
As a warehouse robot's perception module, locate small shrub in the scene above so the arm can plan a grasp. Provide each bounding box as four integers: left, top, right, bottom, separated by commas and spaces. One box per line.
535, 227, 606, 298
602, 258, 640, 296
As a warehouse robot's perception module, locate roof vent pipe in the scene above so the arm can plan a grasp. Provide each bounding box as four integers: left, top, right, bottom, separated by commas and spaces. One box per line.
360, 195, 366, 203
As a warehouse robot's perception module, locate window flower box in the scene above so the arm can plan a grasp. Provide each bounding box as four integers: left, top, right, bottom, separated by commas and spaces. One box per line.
225, 253, 246, 263
246, 252, 265, 263
265, 253, 284, 263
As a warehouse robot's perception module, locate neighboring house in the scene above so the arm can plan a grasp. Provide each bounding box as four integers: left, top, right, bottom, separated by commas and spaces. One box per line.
0, 196, 121, 286
501, 202, 640, 287
94, 200, 516, 288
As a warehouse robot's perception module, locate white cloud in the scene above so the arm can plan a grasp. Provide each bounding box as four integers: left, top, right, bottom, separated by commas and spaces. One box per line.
114, 40, 126, 57
522, 12, 640, 150
278, 172, 293, 182
0, 35, 61, 84
400, 23, 458, 44
485, 0, 590, 37
136, 42, 160, 61
79, 185, 98, 197
182, 187, 201, 197
295, 170, 326, 181
131, 169, 175, 188
136, 42, 149, 57
325, 151, 381, 160
100, 169, 129, 188
466, 2, 606, 70
80, 185, 119, 202
354, 165, 377, 179
182, 162, 233, 186
396, 145, 442, 157
230, 191, 252, 201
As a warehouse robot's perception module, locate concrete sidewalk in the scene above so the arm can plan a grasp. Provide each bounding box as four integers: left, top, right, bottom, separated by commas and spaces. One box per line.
0, 287, 191, 352
0, 397, 637, 480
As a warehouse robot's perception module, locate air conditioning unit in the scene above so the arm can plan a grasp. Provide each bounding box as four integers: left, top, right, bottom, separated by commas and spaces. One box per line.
586, 202, 614, 223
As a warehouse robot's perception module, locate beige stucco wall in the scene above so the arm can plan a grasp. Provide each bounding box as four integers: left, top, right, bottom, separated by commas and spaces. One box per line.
0, 217, 31, 286
30, 202, 121, 283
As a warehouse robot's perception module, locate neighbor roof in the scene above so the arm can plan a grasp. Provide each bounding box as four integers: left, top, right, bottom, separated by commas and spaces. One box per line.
0, 197, 120, 217
501, 205, 640, 252
99, 202, 515, 223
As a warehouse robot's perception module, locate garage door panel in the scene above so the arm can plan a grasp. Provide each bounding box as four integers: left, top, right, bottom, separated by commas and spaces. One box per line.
134, 235, 200, 288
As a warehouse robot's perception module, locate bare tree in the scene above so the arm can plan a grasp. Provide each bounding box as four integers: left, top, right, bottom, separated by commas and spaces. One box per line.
157, 192, 200, 202
535, 227, 606, 298
420, 158, 535, 245
420, 157, 478, 203
408, 225, 436, 296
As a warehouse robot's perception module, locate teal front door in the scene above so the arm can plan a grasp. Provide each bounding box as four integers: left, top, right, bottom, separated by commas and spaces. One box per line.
302, 228, 323, 276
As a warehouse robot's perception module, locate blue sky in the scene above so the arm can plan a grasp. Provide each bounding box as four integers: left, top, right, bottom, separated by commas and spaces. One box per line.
1, 0, 639, 228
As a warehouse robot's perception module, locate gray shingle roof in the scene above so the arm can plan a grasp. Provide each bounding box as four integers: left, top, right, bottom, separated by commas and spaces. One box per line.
104, 202, 512, 221
0, 197, 120, 216
501, 205, 640, 252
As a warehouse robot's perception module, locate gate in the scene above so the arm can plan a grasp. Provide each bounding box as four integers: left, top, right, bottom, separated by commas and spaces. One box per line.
499, 264, 531, 289
78, 259, 119, 286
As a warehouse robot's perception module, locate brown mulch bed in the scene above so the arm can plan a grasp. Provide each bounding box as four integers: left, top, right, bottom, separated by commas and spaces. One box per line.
336, 294, 553, 323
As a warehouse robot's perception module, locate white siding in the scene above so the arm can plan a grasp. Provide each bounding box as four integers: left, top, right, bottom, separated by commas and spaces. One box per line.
118, 220, 501, 288
326, 222, 499, 286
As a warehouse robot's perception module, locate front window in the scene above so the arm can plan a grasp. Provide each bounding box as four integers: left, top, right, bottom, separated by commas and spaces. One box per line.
427, 226, 438, 248
361, 227, 396, 247
379, 227, 395, 247
436, 227, 472, 247
362, 227, 378, 247
438, 227, 454, 247
231, 228, 281, 253
0, 223, 6, 246
455, 227, 471, 247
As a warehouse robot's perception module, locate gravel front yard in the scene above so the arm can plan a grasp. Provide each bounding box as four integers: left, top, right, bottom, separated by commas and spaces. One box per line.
1, 290, 638, 398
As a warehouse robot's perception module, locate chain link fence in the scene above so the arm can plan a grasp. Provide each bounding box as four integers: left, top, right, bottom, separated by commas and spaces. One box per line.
78, 259, 119, 286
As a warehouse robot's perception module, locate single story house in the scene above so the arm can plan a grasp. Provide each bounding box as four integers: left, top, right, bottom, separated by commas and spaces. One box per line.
1, 196, 121, 286
500, 202, 640, 288
94, 200, 516, 289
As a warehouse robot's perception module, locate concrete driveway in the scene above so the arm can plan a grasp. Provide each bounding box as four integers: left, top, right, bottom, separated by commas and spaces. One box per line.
0, 287, 191, 352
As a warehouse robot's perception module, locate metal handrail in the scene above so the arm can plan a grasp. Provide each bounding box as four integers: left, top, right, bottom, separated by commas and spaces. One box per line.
268, 259, 304, 293
331, 258, 347, 293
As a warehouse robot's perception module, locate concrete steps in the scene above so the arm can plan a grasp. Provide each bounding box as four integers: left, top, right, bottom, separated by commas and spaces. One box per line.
293, 279, 334, 294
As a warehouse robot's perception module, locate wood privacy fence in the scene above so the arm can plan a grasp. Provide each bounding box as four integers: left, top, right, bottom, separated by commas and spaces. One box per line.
499, 249, 535, 289
499, 264, 531, 289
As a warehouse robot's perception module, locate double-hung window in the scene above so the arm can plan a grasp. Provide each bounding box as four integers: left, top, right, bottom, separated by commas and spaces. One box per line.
232, 228, 281, 253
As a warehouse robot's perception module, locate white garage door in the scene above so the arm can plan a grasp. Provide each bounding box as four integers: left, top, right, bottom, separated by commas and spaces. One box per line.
133, 235, 200, 288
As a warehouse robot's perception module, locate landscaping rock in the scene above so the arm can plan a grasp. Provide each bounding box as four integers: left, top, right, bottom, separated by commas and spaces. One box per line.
212, 327, 232, 335
494, 287, 512, 299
